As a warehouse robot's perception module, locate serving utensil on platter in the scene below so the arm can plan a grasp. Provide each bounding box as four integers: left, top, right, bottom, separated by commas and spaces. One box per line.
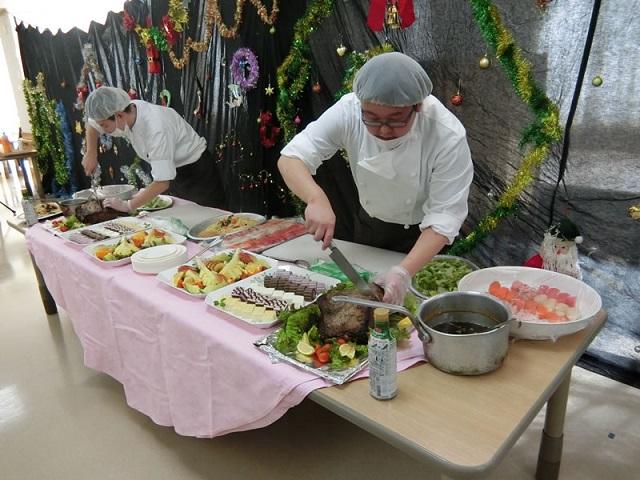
264, 256, 311, 269
185, 236, 224, 263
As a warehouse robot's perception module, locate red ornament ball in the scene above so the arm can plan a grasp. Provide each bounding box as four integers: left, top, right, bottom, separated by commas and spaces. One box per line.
312, 82, 322, 93
294, 115, 302, 125
451, 94, 463, 106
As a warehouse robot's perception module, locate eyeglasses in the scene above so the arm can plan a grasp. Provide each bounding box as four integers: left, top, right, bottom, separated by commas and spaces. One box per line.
361, 106, 416, 128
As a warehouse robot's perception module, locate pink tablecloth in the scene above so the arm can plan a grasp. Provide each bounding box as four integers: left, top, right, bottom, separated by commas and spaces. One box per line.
26, 218, 425, 437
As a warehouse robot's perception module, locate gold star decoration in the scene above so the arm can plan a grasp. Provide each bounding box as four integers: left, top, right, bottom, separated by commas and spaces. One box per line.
75, 121, 83, 134
265, 83, 274, 96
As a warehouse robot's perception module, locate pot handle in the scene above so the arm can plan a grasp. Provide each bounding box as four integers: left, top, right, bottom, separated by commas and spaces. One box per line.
330, 295, 431, 341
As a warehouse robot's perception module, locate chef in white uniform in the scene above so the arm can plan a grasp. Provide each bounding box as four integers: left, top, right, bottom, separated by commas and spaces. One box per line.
278, 52, 474, 304
82, 86, 225, 209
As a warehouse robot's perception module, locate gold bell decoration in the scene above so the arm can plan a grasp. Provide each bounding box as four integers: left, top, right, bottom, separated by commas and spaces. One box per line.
385, 1, 401, 29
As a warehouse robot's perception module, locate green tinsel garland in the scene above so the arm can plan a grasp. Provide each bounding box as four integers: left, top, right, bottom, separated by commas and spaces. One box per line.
447, 0, 563, 255
276, 0, 333, 143
23, 73, 69, 187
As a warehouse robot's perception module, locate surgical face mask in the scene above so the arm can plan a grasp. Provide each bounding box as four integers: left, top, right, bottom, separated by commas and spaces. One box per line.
366, 122, 416, 151
110, 115, 130, 138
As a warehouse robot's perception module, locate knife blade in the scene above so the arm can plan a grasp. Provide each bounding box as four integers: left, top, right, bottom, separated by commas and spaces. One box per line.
328, 242, 374, 295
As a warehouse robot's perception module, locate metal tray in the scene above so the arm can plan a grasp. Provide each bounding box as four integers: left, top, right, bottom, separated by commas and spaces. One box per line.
254, 330, 369, 385
187, 213, 266, 241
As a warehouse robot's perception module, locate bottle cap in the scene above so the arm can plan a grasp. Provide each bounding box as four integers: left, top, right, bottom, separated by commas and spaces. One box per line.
373, 307, 390, 322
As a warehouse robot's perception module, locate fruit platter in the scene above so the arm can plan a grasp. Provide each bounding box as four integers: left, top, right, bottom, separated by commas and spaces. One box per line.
205, 265, 339, 328
254, 284, 415, 384
458, 266, 602, 340
157, 248, 276, 298
83, 228, 186, 266
60, 217, 152, 245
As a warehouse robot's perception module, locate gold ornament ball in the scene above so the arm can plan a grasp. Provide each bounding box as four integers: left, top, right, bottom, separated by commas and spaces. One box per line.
479, 56, 491, 69
336, 45, 347, 57
592, 75, 603, 87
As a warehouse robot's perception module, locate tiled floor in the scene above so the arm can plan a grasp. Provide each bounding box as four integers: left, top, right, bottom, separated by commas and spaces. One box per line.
0, 203, 638, 479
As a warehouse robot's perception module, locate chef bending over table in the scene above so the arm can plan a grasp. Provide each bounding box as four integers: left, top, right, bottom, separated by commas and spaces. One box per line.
82, 86, 225, 209
278, 52, 474, 304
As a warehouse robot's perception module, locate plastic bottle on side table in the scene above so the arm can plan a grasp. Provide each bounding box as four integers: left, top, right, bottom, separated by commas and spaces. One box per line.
0, 132, 13, 153
368, 307, 398, 400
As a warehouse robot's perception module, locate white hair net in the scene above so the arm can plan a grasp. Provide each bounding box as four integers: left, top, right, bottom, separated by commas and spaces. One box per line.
353, 52, 433, 107
85, 86, 131, 121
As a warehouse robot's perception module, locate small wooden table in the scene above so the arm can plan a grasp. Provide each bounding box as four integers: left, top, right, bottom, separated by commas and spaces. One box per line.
0, 148, 43, 198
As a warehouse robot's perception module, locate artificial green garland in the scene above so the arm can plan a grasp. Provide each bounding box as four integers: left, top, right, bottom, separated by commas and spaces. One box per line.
23, 72, 69, 187
276, 0, 333, 143
447, 0, 563, 255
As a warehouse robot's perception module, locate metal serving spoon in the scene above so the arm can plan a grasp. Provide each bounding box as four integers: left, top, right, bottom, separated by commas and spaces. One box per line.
265, 256, 311, 269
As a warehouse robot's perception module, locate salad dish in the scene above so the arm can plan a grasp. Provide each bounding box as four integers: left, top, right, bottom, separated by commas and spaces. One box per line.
137, 195, 173, 211
187, 213, 265, 240
410, 255, 478, 299
254, 284, 414, 383
458, 266, 602, 340
157, 248, 276, 298
60, 217, 152, 245
205, 265, 338, 328
83, 228, 185, 267
33, 202, 63, 219
43, 215, 86, 235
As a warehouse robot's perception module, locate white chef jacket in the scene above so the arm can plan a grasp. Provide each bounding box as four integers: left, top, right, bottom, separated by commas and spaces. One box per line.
88, 100, 206, 182
280, 93, 474, 243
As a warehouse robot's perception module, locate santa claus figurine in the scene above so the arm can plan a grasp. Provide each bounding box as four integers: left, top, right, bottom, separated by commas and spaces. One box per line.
524, 218, 583, 280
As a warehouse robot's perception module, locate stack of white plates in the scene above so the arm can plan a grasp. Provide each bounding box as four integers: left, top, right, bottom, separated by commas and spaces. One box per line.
131, 244, 188, 274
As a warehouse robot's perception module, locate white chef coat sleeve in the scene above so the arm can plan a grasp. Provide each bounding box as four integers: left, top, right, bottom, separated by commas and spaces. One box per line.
419, 136, 474, 244
146, 132, 177, 182
280, 99, 348, 174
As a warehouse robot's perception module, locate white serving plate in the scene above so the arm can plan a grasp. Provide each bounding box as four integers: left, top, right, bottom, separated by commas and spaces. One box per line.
60, 216, 152, 245
131, 244, 188, 274
187, 212, 266, 241
156, 248, 279, 298
137, 195, 173, 212
457, 266, 602, 341
205, 265, 339, 329
82, 228, 186, 267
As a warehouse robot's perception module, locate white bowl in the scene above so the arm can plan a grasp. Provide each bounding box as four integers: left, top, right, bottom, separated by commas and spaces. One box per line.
75, 185, 137, 201
457, 266, 602, 341
131, 244, 188, 274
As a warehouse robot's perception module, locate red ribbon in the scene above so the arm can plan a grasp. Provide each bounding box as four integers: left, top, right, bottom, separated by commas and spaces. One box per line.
367, 0, 415, 31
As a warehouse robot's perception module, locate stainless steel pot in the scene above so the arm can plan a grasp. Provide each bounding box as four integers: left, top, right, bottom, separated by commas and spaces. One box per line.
331, 291, 512, 375
58, 198, 103, 221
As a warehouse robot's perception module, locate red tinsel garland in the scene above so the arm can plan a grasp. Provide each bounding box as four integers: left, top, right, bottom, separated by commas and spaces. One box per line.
259, 111, 281, 148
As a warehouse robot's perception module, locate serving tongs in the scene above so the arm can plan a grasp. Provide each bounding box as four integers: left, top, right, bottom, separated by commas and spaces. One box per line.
185, 237, 224, 264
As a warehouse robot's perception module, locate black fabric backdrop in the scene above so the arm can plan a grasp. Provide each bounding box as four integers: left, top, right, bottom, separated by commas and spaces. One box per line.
15, 0, 639, 386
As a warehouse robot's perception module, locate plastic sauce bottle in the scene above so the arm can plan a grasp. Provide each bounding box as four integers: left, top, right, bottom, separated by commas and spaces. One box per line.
0, 132, 13, 153
368, 307, 398, 400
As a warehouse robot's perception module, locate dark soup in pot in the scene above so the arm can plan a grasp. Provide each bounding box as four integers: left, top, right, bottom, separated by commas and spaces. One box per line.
432, 321, 493, 335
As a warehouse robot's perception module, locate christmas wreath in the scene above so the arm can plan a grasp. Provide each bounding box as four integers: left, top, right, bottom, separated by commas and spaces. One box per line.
231, 48, 260, 91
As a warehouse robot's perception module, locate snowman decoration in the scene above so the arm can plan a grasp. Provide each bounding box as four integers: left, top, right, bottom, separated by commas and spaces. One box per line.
525, 219, 583, 280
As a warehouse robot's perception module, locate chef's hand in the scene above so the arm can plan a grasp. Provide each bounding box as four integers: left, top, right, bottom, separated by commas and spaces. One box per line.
375, 265, 411, 305
304, 196, 336, 250
103, 198, 132, 212
82, 152, 98, 176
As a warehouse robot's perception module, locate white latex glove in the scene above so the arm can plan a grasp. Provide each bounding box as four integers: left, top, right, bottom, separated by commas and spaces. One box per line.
103, 198, 132, 212
375, 265, 411, 305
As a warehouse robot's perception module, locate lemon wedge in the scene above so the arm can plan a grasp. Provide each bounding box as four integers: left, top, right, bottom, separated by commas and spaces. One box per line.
296, 340, 315, 356
338, 343, 356, 359
397, 316, 413, 331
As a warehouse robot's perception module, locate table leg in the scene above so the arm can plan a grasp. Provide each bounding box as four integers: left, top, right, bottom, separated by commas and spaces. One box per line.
29, 252, 57, 315
18, 159, 34, 197
26, 156, 45, 198
535, 370, 572, 480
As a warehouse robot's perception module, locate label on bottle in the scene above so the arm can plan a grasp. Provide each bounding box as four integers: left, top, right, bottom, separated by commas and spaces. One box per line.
368, 333, 398, 400
22, 200, 38, 226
